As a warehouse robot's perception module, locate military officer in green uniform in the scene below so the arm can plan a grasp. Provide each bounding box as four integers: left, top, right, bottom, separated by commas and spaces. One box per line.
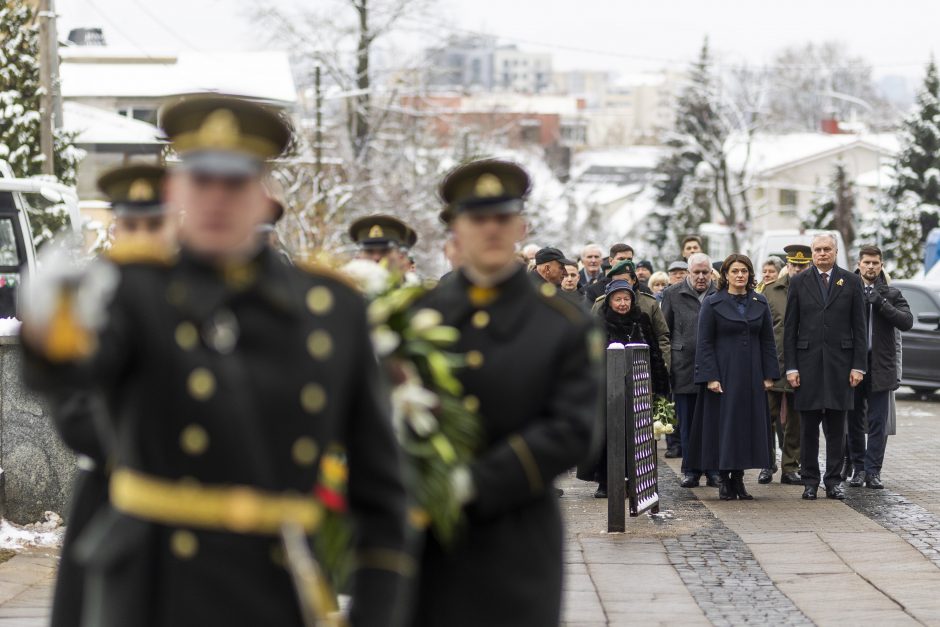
49, 164, 172, 627
349, 214, 417, 276
23, 95, 409, 627
410, 160, 601, 627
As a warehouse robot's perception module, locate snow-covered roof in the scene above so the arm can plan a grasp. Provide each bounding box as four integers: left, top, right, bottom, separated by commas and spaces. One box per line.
572, 147, 668, 177
62, 101, 164, 145
460, 94, 583, 115
726, 132, 899, 176
59, 48, 297, 105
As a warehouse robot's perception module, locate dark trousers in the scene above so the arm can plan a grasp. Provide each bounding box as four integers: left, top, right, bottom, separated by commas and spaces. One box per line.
767, 391, 801, 473
800, 409, 846, 489
676, 393, 699, 475
847, 380, 890, 476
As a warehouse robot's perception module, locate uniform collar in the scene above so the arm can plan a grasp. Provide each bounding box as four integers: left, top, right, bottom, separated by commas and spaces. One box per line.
454, 265, 533, 339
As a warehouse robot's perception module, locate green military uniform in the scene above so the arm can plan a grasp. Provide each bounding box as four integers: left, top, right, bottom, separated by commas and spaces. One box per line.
49, 165, 168, 627
410, 160, 601, 627
760, 245, 809, 479
25, 96, 409, 627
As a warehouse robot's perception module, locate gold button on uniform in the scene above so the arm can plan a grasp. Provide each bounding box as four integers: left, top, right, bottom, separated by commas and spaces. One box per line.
471, 311, 490, 329
180, 424, 209, 456
306, 287, 334, 315
175, 322, 199, 350
292, 437, 320, 466
306, 330, 333, 360
188, 368, 216, 401
466, 350, 484, 369
170, 530, 198, 559
300, 383, 327, 413
540, 283, 557, 297
463, 395, 480, 413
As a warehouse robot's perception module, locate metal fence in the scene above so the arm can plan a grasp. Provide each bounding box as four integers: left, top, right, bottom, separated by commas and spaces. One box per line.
606, 343, 660, 532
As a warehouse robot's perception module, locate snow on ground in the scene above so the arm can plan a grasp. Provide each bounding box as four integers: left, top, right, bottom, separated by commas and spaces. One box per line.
0, 512, 64, 550
0, 318, 20, 336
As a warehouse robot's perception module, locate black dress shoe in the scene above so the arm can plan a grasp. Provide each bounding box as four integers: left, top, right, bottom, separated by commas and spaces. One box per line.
866, 474, 884, 489
731, 475, 753, 500
802, 485, 818, 500
781, 472, 802, 485
718, 480, 734, 500
825, 485, 846, 500
680, 474, 700, 488
664, 446, 681, 458
848, 470, 866, 488
758, 469, 773, 484
556, 488, 565, 497
594, 485, 607, 498
705, 474, 721, 488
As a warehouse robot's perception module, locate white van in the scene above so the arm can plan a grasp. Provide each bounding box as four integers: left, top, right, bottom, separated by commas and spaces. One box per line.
752, 230, 849, 270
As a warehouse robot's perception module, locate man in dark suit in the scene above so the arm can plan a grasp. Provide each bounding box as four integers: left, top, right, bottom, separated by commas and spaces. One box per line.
412, 159, 600, 627
784, 233, 867, 500
846, 245, 913, 489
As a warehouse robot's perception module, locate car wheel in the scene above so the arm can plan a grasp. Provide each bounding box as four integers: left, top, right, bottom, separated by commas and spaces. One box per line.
911, 387, 939, 396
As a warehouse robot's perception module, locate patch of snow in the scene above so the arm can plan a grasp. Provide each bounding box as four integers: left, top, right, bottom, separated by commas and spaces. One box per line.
0, 512, 64, 550
0, 318, 21, 336
63, 102, 163, 146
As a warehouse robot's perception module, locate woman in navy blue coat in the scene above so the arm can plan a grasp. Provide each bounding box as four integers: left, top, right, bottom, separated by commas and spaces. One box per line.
688, 254, 780, 500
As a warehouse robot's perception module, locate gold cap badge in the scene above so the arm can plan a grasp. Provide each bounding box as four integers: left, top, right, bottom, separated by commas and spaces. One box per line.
128, 178, 155, 202
368, 225, 384, 238
196, 109, 241, 150
474, 173, 504, 198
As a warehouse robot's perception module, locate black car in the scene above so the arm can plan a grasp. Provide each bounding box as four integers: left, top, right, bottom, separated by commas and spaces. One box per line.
893, 281, 940, 394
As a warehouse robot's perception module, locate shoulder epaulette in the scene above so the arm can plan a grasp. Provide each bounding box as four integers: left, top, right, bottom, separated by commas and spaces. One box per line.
105, 239, 175, 266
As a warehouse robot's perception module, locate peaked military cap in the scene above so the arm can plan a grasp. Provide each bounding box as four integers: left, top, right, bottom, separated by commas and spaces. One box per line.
439, 159, 531, 224
784, 244, 812, 265
607, 259, 636, 278
97, 164, 167, 216
349, 214, 417, 250
160, 94, 292, 176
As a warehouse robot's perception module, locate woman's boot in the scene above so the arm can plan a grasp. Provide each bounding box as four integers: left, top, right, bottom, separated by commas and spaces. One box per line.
731, 470, 753, 500
594, 482, 607, 498
718, 472, 734, 500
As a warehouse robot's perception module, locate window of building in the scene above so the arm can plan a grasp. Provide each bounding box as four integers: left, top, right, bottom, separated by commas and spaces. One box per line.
778, 189, 798, 210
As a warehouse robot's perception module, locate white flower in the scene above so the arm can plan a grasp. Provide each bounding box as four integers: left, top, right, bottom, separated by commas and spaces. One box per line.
370, 325, 400, 357
341, 259, 391, 298
410, 308, 443, 333
391, 368, 440, 438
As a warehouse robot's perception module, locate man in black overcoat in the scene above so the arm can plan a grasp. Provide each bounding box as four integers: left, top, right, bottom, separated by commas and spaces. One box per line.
783, 233, 867, 500
410, 159, 601, 627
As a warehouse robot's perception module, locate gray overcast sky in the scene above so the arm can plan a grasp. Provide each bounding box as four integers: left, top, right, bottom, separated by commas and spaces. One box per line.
60, 0, 939, 79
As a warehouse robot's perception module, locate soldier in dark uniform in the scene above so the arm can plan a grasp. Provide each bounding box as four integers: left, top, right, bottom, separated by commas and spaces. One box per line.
50, 164, 171, 627
23, 95, 409, 627
410, 159, 601, 627
349, 214, 417, 277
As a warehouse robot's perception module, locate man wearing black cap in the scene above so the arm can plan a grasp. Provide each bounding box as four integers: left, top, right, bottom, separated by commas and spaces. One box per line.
23, 94, 409, 627
757, 244, 811, 485
635, 260, 653, 286
412, 159, 600, 627
349, 213, 417, 277
533, 246, 572, 286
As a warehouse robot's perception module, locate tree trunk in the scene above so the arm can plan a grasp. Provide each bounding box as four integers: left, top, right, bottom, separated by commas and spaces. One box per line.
352, 0, 370, 161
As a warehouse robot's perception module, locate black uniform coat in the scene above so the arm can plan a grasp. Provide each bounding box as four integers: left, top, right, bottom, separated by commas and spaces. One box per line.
25, 247, 409, 627
661, 279, 717, 394
412, 266, 600, 627
687, 290, 779, 471
857, 271, 914, 392
783, 265, 867, 411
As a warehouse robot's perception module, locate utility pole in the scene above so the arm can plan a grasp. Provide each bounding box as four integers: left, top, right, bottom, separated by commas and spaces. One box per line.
315, 64, 322, 181
37, 0, 61, 176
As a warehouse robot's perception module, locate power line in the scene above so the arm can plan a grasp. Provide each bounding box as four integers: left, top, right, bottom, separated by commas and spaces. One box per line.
83, 0, 155, 58
128, 0, 204, 52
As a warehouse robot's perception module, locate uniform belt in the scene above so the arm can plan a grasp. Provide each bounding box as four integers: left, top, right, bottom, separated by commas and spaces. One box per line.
110, 468, 324, 535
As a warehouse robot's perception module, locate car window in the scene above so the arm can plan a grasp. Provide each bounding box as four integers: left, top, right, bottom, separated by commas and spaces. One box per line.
899, 287, 940, 331
0, 217, 22, 319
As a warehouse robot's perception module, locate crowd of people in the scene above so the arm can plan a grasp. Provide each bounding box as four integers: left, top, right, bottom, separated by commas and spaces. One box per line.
16, 91, 917, 627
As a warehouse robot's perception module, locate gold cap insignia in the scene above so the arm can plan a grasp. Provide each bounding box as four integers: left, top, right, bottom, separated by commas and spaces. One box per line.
368, 225, 384, 238
128, 178, 155, 202
474, 173, 504, 198
196, 109, 240, 150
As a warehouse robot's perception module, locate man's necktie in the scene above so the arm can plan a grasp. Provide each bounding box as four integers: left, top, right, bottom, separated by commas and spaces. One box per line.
865, 286, 874, 350
821, 273, 829, 289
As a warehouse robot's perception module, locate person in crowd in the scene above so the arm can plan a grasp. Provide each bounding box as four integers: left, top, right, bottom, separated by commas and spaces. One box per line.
522, 243, 540, 270
649, 271, 669, 301
761, 256, 784, 287
22, 95, 410, 627
667, 260, 689, 285
533, 247, 583, 308
661, 253, 718, 487
681, 235, 703, 259
349, 214, 417, 277
581, 245, 635, 300
784, 233, 867, 500
846, 245, 913, 490
578, 244, 604, 287
577, 280, 669, 498
609, 243, 634, 263
49, 164, 174, 627
413, 159, 600, 627
561, 263, 580, 292
589, 260, 671, 372
688, 254, 779, 500
635, 260, 653, 286
758, 244, 811, 485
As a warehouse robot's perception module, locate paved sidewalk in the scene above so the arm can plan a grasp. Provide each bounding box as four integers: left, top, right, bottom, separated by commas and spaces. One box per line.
0, 551, 55, 626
